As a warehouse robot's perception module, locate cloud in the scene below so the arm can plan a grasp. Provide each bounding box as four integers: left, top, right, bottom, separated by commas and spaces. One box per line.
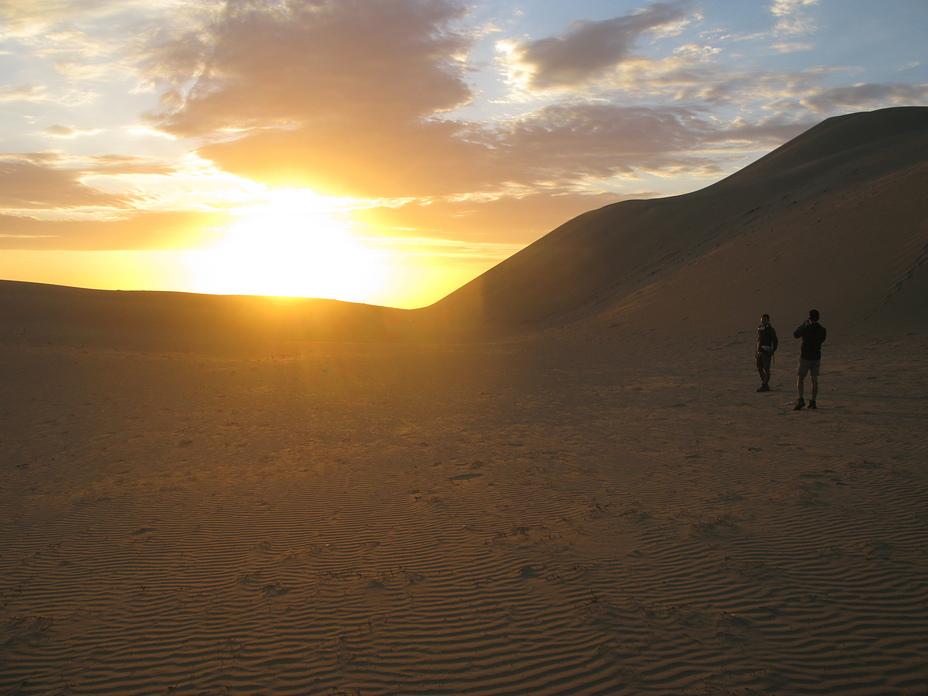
770, 0, 819, 37
0, 0, 175, 39
355, 190, 632, 248
0, 155, 127, 209
0, 0, 185, 122
195, 100, 730, 201
43, 125, 102, 138
0, 152, 243, 232
81, 154, 181, 176
135, 0, 515, 199
703, 118, 811, 147
799, 83, 928, 113
0, 0, 81, 38
771, 42, 814, 54
144, 0, 472, 138
0, 210, 231, 250
505, 1, 691, 89
139, 0, 725, 200
194, 118, 498, 199
499, 103, 715, 178
0, 84, 48, 103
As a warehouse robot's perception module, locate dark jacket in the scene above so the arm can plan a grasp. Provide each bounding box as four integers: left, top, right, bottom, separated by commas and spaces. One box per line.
756, 322, 778, 356
794, 321, 827, 360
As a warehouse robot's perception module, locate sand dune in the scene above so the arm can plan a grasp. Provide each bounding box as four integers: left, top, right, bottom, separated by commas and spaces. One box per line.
430, 106, 928, 337
2, 107, 927, 695
0, 280, 416, 354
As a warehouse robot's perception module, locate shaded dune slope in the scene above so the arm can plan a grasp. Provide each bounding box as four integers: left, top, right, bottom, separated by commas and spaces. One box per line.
0, 281, 414, 351
427, 106, 928, 337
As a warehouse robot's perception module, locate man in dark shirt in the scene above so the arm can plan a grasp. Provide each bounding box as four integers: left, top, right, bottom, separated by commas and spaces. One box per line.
755, 314, 778, 392
793, 309, 827, 410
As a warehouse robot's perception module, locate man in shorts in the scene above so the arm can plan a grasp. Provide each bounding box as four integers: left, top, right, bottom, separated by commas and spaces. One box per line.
755, 313, 778, 392
793, 309, 827, 410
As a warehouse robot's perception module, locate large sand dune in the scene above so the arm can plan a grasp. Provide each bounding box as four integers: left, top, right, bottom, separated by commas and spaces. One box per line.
2, 107, 927, 695
429, 106, 928, 337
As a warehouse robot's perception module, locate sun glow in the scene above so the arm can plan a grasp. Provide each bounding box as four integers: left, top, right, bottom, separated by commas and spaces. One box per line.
186, 191, 386, 302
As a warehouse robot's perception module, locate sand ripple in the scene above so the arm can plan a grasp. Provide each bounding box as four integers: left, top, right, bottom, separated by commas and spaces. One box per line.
2, 340, 927, 694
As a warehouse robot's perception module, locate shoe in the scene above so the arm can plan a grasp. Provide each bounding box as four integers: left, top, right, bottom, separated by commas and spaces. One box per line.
794, 399, 805, 411
807, 400, 817, 409
757, 384, 770, 392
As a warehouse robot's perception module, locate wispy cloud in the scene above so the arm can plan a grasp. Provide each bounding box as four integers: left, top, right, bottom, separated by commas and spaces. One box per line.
0, 210, 232, 250
0, 155, 127, 210
0, 84, 48, 103
800, 82, 928, 113
770, 0, 819, 37
502, 1, 691, 89
43, 125, 102, 138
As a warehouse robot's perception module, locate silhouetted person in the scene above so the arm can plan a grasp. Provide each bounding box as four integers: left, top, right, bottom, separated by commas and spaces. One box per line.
755, 313, 778, 392
793, 309, 826, 410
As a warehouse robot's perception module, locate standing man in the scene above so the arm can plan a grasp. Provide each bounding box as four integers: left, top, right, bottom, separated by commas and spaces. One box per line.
793, 309, 827, 410
755, 313, 778, 392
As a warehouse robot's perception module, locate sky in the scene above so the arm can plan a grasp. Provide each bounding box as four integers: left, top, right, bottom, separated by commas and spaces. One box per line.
0, 0, 926, 308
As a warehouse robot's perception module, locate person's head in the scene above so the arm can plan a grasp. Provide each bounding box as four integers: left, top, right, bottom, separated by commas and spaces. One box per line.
809, 309, 820, 322
760, 313, 770, 324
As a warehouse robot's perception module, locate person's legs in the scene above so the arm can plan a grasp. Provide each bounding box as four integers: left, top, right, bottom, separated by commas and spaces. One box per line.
795, 360, 809, 409
757, 354, 771, 390
808, 361, 820, 407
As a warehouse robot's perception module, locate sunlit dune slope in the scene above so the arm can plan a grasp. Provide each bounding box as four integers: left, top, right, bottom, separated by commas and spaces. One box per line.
427, 106, 928, 337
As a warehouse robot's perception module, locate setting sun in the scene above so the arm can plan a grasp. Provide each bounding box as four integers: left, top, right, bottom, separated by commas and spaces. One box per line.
186, 191, 386, 302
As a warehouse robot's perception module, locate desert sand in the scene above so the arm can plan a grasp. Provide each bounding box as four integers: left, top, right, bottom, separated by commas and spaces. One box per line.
2, 107, 927, 695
